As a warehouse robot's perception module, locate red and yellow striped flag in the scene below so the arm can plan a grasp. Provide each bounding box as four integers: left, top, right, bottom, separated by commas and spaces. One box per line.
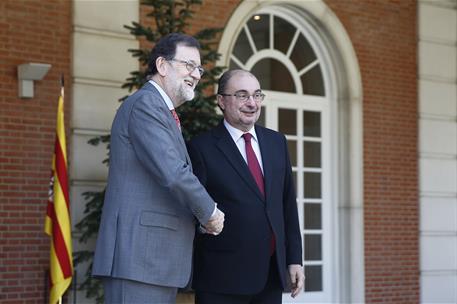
44, 84, 73, 304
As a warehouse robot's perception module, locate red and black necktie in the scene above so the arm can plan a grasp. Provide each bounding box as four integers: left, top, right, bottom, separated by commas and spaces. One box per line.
170, 109, 181, 130
242, 133, 275, 255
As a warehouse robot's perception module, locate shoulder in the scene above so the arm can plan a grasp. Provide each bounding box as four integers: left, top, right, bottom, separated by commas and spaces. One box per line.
256, 125, 286, 141
129, 83, 160, 102
121, 83, 165, 112
189, 129, 214, 146
190, 122, 225, 144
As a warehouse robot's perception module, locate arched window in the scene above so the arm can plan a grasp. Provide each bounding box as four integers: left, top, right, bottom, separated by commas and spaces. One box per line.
229, 12, 325, 96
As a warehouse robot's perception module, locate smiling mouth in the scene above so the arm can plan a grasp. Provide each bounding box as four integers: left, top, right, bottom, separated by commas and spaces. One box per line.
184, 80, 194, 88
242, 110, 257, 115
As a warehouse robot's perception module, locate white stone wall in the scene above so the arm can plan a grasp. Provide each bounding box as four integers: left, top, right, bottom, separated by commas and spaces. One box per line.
69, 0, 139, 302
418, 1, 457, 303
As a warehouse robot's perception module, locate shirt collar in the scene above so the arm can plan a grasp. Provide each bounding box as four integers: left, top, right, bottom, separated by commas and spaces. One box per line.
223, 120, 258, 142
149, 80, 174, 110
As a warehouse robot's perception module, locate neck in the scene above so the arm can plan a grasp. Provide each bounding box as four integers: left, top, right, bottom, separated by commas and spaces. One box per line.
224, 119, 253, 133
150, 75, 180, 107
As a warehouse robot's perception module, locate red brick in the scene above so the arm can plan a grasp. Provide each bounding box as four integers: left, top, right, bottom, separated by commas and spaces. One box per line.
0, 0, 71, 303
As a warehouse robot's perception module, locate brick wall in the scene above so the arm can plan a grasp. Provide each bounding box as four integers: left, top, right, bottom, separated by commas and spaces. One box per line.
326, 0, 419, 302
0, 0, 72, 303
138, 0, 241, 55
0, 0, 419, 303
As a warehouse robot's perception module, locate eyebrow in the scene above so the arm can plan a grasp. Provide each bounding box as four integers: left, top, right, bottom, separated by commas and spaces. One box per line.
188, 60, 201, 66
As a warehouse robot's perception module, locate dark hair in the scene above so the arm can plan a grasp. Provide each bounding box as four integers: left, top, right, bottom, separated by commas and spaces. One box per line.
147, 33, 200, 76
217, 69, 253, 94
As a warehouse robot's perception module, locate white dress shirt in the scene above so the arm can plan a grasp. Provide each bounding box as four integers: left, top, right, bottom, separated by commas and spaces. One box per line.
223, 120, 264, 174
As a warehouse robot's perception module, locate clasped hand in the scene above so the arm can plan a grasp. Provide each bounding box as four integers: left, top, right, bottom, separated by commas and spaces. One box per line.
204, 208, 224, 235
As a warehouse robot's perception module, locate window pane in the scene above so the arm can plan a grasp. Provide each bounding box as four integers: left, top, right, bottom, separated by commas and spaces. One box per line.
303, 111, 320, 137
304, 172, 321, 198
247, 14, 269, 50
278, 108, 296, 135
304, 234, 322, 260
303, 141, 321, 167
232, 28, 252, 64
304, 265, 323, 292
290, 33, 317, 71
274, 16, 295, 54
251, 59, 295, 93
287, 140, 297, 167
302, 64, 325, 96
304, 203, 321, 229
229, 59, 241, 70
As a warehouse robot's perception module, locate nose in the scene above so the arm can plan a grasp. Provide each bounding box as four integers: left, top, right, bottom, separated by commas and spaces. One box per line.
245, 95, 256, 106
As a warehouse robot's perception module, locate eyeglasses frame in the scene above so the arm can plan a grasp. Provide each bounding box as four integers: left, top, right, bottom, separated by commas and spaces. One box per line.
219, 90, 266, 103
169, 58, 205, 76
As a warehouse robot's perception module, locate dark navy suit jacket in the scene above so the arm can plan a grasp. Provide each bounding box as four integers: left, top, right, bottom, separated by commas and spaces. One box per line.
188, 122, 302, 295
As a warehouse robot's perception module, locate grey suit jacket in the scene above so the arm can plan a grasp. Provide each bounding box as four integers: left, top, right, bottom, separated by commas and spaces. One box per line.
92, 82, 215, 288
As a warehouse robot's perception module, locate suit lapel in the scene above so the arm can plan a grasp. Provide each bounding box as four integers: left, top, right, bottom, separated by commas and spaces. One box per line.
214, 123, 265, 201
142, 82, 191, 165
256, 126, 274, 204
172, 123, 190, 164
172, 121, 191, 166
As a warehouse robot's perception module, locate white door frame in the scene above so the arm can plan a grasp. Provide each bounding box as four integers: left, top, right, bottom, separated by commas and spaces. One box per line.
265, 91, 331, 303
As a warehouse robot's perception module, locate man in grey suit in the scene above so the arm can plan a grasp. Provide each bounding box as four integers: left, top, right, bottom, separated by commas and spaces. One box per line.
92, 33, 224, 304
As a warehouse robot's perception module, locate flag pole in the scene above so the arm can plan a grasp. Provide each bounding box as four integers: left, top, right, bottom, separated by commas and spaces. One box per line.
44, 74, 73, 304
57, 75, 65, 304
60, 74, 64, 97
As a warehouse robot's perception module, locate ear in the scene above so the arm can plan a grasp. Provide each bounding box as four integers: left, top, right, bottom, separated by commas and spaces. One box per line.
156, 57, 168, 77
217, 95, 225, 111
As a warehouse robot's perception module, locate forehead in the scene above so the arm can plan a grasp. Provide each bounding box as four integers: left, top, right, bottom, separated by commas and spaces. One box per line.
175, 45, 201, 63
227, 73, 260, 91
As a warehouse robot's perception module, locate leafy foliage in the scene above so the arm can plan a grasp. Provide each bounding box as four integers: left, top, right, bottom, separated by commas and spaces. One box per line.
73, 0, 223, 302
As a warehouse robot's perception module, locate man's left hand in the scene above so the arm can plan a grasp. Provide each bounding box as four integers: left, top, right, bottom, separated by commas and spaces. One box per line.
288, 264, 304, 298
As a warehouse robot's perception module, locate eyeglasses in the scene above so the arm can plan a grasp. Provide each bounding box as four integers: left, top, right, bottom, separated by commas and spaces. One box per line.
169, 59, 205, 76
219, 91, 266, 102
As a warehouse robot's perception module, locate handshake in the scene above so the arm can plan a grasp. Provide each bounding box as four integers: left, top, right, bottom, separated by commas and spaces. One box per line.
203, 207, 224, 235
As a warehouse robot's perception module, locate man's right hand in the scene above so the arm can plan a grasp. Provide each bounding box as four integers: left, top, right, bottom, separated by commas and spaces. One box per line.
204, 208, 224, 235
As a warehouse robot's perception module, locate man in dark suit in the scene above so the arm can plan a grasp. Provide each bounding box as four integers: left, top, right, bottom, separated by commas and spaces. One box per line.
92, 33, 224, 304
188, 69, 304, 304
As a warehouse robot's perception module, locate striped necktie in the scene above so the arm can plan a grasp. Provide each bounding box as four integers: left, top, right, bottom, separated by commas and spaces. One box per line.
170, 109, 181, 130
